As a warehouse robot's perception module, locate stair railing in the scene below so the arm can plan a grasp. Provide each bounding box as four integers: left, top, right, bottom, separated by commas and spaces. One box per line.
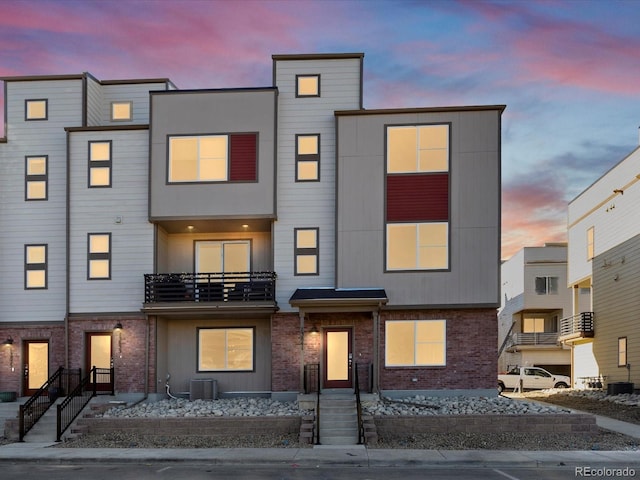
19, 366, 65, 442
56, 366, 113, 442
354, 362, 364, 445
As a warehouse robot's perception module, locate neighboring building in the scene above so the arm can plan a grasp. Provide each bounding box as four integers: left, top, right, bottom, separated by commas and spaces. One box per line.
498, 243, 572, 377
564, 137, 640, 390
0, 53, 504, 401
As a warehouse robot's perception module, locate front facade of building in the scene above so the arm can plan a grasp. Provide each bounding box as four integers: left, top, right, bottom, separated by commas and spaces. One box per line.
564, 139, 640, 389
0, 54, 503, 401
498, 243, 572, 377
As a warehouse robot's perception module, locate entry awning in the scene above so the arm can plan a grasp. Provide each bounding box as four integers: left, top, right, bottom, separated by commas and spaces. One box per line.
289, 287, 388, 312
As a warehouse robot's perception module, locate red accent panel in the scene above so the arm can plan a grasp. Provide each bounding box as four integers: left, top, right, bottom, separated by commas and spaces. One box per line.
386, 173, 449, 222
229, 134, 257, 181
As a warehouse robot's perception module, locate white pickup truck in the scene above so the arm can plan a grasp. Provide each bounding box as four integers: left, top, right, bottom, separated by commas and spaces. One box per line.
498, 366, 570, 393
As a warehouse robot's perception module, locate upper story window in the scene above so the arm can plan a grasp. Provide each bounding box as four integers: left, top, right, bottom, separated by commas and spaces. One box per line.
111, 101, 132, 121
535, 276, 558, 295
386, 319, 446, 367
296, 134, 320, 181
88, 233, 111, 280
88, 141, 112, 187
294, 228, 319, 275
25, 99, 48, 121
387, 124, 449, 173
168, 133, 257, 183
25, 156, 48, 201
296, 74, 320, 97
387, 222, 448, 270
587, 226, 594, 260
25, 244, 47, 289
523, 317, 545, 333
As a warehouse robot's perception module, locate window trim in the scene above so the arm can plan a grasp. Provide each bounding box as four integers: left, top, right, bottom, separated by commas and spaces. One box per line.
24, 244, 47, 290
385, 221, 450, 272
295, 74, 320, 98
295, 133, 320, 182
294, 227, 319, 276
88, 140, 112, 188
197, 327, 255, 372
618, 337, 627, 367
386, 123, 450, 174
25, 155, 48, 201
167, 134, 229, 183
535, 276, 559, 295
385, 319, 446, 367
25, 99, 48, 121
87, 232, 111, 280
111, 101, 132, 121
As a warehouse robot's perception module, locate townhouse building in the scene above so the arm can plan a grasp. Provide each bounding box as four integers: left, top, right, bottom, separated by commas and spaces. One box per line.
564, 137, 640, 390
0, 53, 504, 402
498, 243, 572, 377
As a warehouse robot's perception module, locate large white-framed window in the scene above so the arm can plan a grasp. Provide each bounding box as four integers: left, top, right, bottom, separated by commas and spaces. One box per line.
618, 337, 627, 367
198, 327, 254, 371
387, 124, 449, 173
195, 240, 250, 273
386, 222, 448, 270
111, 101, 132, 121
296, 74, 320, 97
295, 134, 320, 181
88, 141, 112, 187
88, 233, 111, 280
294, 228, 319, 276
25, 244, 47, 289
385, 319, 446, 367
535, 276, 558, 295
25, 155, 48, 200
169, 135, 228, 182
587, 226, 594, 260
25, 99, 48, 121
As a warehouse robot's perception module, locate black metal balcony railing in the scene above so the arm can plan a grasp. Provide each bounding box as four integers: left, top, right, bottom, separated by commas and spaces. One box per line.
509, 332, 559, 346
144, 272, 276, 304
559, 312, 594, 338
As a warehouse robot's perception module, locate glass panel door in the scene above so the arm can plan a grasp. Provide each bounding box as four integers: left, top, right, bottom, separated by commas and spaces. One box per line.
323, 328, 352, 389
24, 341, 49, 395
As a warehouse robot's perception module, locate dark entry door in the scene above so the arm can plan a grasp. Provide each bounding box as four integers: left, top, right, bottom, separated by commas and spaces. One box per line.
323, 328, 353, 389
23, 340, 49, 396
85, 333, 112, 391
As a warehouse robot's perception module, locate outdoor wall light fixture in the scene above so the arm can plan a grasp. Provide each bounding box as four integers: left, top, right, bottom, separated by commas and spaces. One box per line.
2, 337, 13, 346
310, 325, 319, 335
113, 323, 123, 331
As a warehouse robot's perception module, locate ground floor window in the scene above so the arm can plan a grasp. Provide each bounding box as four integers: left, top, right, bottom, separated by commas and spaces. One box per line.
198, 327, 254, 371
385, 319, 446, 366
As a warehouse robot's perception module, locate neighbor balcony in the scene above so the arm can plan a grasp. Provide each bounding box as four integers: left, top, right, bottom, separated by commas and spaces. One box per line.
504, 332, 559, 352
142, 271, 277, 315
558, 312, 594, 343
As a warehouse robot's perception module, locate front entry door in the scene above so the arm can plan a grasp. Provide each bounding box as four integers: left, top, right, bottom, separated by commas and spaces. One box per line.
323, 328, 352, 389
23, 340, 49, 396
86, 333, 112, 391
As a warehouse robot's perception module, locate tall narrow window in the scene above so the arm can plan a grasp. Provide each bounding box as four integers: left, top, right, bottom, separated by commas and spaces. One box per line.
296, 74, 320, 97
296, 134, 320, 181
111, 101, 132, 121
88, 141, 112, 187
294, 228, 319, 275
587, 227, 594, 260
88, 233, 111, 280
25, 156, 48, 200
25, 244, 47, 289
618, 337, 627, 367
25, 99, 47, 120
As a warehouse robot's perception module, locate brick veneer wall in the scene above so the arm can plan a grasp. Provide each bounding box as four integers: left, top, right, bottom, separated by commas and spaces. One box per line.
374, 414, 598, 436
380, 309, 497, 391
0, 324, 65, 393
68, 314, 154, 394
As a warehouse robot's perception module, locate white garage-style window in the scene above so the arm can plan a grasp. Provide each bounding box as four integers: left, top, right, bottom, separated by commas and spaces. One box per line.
385, 319, 446, 367
198, 327, 254, 371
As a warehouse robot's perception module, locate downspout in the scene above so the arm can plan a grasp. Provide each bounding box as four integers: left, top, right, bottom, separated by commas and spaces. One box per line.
64, 129, 71, 370
373, 305, 381, 393
299, 311, 305, 393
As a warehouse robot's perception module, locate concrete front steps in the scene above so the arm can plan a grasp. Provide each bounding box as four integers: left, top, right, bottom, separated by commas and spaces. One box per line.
318, 393, 359, 445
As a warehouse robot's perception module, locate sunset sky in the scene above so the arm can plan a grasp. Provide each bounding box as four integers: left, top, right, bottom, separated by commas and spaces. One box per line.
1, 0, 639, 260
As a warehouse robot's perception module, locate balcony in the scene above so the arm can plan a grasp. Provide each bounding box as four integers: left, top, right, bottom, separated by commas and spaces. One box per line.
505, 332, 559, 352
142, 272, 277, 314
558, 312, 594, 342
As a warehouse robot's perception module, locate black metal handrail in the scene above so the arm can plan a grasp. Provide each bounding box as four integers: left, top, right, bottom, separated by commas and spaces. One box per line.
19, 366, 81, 442
303, 363, 321, 445
56, 366, 114, 442
560, 312, 594, 337
144, 271, 277, 303
354, 362, 364, 445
